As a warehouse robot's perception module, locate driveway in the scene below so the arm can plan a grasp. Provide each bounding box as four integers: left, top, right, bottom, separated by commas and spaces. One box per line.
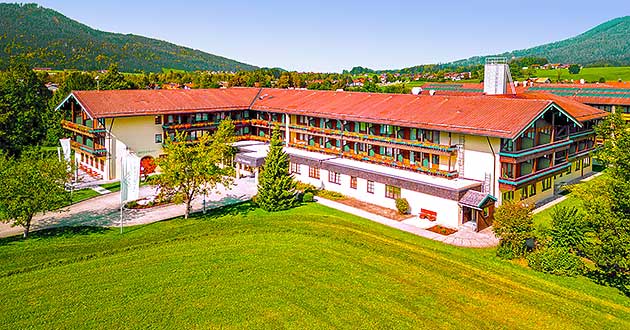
0, 177, 257, 238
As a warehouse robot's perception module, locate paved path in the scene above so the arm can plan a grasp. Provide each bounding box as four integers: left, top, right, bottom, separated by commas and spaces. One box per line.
0, 178, 257, 238
316, 197, 498, 248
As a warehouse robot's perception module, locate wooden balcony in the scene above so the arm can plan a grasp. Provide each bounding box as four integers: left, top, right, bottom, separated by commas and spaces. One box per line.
61, 120, 106, 137
289, 142, 458, 178
71, 140, 107, 157
499, 163, 571, 190
499, 140, 572, 163
288, 124, 457, 155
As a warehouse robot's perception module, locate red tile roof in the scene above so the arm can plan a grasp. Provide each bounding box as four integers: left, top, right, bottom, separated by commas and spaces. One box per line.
65, 87, 607, 140
72, 88, 260, 118
251, 88, 557, 139
509, 92, 607, 122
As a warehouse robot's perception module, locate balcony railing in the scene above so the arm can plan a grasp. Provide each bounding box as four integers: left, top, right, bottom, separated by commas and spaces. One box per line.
288, 124, 457, 154
289, 142, 458, 178
163, 119, 253, 130
70, 140, 107, 157
499, 140, 572, 161
61, 120, 106, 136
499, 163, 571, 187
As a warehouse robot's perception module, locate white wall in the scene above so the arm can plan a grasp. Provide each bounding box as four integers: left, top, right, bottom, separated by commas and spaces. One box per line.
292, 165, 461, 228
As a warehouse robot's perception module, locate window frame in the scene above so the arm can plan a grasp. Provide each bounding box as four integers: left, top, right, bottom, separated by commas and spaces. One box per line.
328, 171, 341, 184
350, 176, 357, 189
366, 180, 375, 194
308, 166, 320, 179
290, 162, 301, 174
385, 185, 401, 199
154, 133, 162, 144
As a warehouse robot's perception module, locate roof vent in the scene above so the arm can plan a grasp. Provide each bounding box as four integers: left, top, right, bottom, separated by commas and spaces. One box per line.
259, 93, 268, 100
411, 87, 423, 95
429, 89, 436, 96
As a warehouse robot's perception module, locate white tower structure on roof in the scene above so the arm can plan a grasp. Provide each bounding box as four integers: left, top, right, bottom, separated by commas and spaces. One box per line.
483, 57, 515, 95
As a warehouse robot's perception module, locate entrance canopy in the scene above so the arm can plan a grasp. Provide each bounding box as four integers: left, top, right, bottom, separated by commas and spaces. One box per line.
458, 190, 497, 210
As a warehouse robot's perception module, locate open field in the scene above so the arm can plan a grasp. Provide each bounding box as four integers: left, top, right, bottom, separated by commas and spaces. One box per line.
0, 202, 628, 329
537, 66, 630, 82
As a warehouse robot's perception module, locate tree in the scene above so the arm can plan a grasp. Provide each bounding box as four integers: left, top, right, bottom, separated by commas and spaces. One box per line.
569, 114, 630, 293
0, 151, 71, 238
0, 61, 51, 156
493, 201, 535, 259
256, 126, 298, 212
156, 120, 236, 219
568, 64, 581, 74
99, 63, 136, 90
549, 206, 586, 252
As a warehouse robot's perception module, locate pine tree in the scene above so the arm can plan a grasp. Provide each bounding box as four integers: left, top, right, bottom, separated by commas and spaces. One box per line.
256, 126, 298, 211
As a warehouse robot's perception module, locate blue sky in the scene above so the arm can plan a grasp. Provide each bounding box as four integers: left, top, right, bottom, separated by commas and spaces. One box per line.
9, 0, 630, 72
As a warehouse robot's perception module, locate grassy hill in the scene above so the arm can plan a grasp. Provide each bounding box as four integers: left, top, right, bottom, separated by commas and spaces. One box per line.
1, 203, 628, 329
0, 3, 258, 72
451, 16, 630, 67
534, 66, 630, 82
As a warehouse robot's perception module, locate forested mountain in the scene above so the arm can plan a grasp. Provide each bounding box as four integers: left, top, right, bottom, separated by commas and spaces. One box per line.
450, 16, 630, 67
0, 3, 258, 72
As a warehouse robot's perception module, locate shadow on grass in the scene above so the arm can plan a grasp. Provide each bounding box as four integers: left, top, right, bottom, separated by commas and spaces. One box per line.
0, 226, 109, 246
190, 201, 257, 220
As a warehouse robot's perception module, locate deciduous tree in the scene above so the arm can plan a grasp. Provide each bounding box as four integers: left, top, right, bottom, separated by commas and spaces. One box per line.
0, 151, 71, 238
493, 201, 535, 259
0, 61, 51, 156
156, 119, 236, 219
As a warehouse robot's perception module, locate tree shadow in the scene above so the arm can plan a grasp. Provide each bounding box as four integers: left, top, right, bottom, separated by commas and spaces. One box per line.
190, 200, 257, 220
0, 226, 109, 246
586, 270, 630, 297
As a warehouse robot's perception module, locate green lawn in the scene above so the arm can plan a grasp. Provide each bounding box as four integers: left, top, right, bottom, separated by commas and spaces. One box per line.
70, 188, 101, 204
0, 203, 628, 329
537, 66, 630, 82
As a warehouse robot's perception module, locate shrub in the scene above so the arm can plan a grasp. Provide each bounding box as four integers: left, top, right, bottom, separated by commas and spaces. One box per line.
395, 198, 410, 214
316, 190, 345, 200
493, 201, 535, 259
302, 192, 314, 203
550, 206, 586, 252
527, 247, 584, 277
295, 182, 318, 194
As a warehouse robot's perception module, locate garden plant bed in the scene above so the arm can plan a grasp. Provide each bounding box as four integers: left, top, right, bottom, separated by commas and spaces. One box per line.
332, 197, 415, 221
426, 225, 457, 236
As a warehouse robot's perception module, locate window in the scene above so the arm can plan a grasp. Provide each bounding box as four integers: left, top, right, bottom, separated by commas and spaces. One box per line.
529, 184, 537, 196
309, 166, 320, 179
154, 116, 162, 125
385, 185, 401, 199
583, 157, 591, 167
575, 160, 581, 171
542, 178, 552, 191
328, 171, 341, 184
350, 176, 357, 189
290, 162, 301, 174
566, 164, 572, 174
154, 134, 162, 143
432, 154, 440, 166
367, 180, 374, 194
502, 191, 514, 201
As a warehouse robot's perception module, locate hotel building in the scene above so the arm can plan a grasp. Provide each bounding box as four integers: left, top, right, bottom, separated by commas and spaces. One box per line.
56, 65, 606, 231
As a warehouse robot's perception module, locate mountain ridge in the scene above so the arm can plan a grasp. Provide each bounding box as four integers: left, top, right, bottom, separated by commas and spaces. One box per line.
0, 3, 258, 72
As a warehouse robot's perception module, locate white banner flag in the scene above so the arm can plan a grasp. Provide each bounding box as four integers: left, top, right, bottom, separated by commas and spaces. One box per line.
59, 138, 71, 162
121, 152, 141, 203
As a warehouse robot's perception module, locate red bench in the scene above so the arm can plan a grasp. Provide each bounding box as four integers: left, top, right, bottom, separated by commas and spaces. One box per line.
419, 209, 437, 221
